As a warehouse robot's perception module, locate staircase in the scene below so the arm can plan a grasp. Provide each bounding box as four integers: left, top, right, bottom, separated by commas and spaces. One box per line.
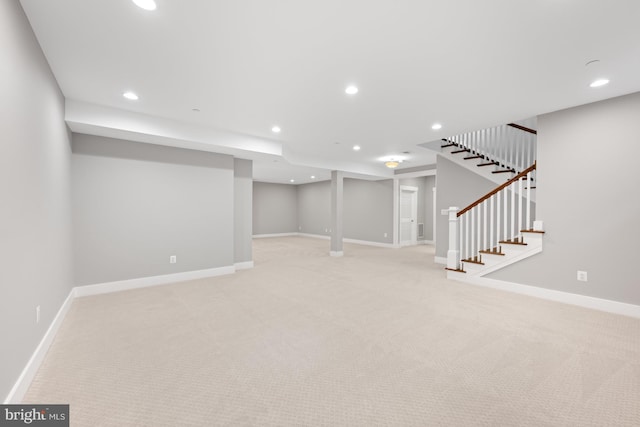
424, 121, 544, 278
420, 122, 537, 191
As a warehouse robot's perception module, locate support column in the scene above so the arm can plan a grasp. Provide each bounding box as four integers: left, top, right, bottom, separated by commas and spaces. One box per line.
330, 170, 344, 257
392, 178, 400, 248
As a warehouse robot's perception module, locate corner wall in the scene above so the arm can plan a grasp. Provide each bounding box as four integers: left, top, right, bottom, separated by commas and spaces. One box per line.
72, 134, 235, 286
252, 182, 298, 235
0, 0, 74, 401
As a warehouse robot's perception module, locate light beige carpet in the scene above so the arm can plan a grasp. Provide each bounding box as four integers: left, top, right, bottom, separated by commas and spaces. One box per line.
24, 237, 640, 426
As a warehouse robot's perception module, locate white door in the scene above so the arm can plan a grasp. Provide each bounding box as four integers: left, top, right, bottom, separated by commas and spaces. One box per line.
400, 186, 418, 246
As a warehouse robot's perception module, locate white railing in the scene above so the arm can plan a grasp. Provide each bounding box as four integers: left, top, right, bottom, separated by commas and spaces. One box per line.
447, 124, 536, 173
447, 163, 537, 271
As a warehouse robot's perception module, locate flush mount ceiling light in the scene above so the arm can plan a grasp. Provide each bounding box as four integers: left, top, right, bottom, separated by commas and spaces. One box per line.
385, 160, 400, 169
132, 0, 157, 11
431, 123, 442, 130
123, 91, 139, 100
353, 145, 361, 151
310, 175, 316, 179
290, 179, 295, 183
271, 126, 281, 133
590, 79, 609, 88
345, 85, 358, 95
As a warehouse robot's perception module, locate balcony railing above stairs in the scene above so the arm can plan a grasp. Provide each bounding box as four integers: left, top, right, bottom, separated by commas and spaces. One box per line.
445, 163, 538, 272
444, 123, 537, 175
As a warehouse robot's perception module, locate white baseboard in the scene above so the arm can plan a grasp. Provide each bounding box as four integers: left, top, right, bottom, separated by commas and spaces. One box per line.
343, 238, 395, 249
74, 266, 235, 298
330, 251, 344, 257
434, 256, 447, 265
298, 233, 330, 240
4, 289, 75, 404
6, 264, 242, 403
234, 261, 254, 270
418, 240, 434, 245
453, 276, 640, 319
252, 233, 298, 238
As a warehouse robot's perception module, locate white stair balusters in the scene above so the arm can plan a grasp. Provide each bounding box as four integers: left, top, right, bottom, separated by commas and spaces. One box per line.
448, 164, 537, 272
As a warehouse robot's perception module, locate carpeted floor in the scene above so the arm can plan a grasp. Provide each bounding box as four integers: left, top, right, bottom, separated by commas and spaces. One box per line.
24, 236, 640, 426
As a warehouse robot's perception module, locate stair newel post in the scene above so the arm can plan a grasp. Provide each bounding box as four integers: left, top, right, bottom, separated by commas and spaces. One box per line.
447, 207, 460, 270
526, 171, 531, 229
518, 174, 523, 240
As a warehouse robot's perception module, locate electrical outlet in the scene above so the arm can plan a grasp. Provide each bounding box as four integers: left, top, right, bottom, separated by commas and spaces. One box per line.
384, 232, 388, 238
325, 228, 328, 233
298, 226, 302, 231
170, 255, 177, 264
577, 270, 588, 282
36, 305, 40, 324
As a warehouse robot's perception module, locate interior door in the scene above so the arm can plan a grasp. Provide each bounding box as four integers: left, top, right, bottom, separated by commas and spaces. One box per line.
400, 186, 418, 246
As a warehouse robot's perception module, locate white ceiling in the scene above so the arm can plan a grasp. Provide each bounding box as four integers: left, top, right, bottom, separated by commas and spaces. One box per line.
20, 0, 640, 184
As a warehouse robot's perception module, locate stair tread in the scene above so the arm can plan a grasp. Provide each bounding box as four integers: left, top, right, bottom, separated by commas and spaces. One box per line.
521, 229, 545, 234
479, 249, 505, 256
464, 155, 484, 160
492, 169, 515, 174
441, 143, 456, 148
451, 149, 471, 154
499, 239, 528, 246
445, 267, 466, 273
462, 258, 484, 265
477, 162, 499, 167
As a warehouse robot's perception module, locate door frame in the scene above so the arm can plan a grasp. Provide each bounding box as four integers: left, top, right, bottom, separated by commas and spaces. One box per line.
399, 185, 418, 246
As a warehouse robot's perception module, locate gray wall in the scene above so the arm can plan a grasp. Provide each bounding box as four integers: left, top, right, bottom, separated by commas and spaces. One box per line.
297, 181, 331, 236
344, 179, 393, 243
0, 0, 74, 400
234, 159, 252, 264
400, 176, 436, 242
435, 156, 496, 258
72, 134, 235, 286
489, 92, 640, 305
252, 182, 298, 235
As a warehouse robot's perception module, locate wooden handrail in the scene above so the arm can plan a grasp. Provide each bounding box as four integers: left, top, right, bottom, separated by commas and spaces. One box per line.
457, 162, 536, 217
507, 123, 537, 135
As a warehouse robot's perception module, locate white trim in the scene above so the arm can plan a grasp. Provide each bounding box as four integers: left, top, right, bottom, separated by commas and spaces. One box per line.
298, 233, 330, 240
452, 276, 640, 319
234, 261, 254, 270
434, 256, 447, 265
329, 251, 344, 257
74, 266, 235, 298
252, 233, 298, 238
4, 289, 75, 404
418, 240, 434, 245
343, 238, 395, 249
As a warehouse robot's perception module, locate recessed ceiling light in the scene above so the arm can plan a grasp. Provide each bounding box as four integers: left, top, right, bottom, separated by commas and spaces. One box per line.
590, 79, 609, 88
192, 108, 200, 112
345, 85, 358, 95
431, 123, 442, 130
132, 0, 157, 11
271, 126, 281, 133
123, 91, 139, 100
353, 145, 361, 151
310, 175, 316, 179
290, 179, 295, 183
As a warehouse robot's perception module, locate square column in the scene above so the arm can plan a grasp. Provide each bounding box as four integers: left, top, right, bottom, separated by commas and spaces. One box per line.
330, 170, 344, 256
